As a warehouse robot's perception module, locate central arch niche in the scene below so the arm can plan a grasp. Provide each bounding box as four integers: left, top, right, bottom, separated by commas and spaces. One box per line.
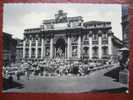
55, 38, 66, 57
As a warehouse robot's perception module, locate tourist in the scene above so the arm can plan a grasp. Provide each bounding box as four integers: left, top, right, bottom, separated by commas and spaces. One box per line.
27, 68, 30, 80
8, 74, 13, 88
16, 71, 20, 80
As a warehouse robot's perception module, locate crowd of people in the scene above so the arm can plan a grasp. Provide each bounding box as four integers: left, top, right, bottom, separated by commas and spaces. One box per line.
3, 58, 113, 81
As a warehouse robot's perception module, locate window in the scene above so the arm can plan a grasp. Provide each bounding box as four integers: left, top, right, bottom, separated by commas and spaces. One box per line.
83, 47, 89, 55
38, 48, 41, 58
92, 47, 98, 58
38, 38, 41, 46
83, 34, 89, 45
102, 33, 107, 39
25, 49, 29, 58
31, 49, 35, 58
102, 47, 108, 55
93, 34, 98, 40
32, 37, 36, 42
102, 47, 109, 59
26, 39, 29, 46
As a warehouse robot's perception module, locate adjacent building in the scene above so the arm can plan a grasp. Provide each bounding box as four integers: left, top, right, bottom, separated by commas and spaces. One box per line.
121, 5, 129, 48
16, 39, 23, 63
3, 32, 18, 65
22, 10, 123, 62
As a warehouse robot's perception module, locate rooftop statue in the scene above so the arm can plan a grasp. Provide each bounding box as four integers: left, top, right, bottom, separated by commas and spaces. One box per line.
55, 10, 67, 23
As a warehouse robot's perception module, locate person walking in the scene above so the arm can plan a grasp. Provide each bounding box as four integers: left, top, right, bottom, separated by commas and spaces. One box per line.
16, 71, 20, 80
27, 67, 30, 80
26, 63, 31, 80
8, 74, 13, 88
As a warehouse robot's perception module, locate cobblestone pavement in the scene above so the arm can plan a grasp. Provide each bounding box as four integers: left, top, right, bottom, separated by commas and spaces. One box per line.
3, 64, 127, 93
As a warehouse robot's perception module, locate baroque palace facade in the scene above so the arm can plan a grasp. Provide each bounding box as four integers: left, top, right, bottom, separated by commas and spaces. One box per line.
22, 10, 123, 61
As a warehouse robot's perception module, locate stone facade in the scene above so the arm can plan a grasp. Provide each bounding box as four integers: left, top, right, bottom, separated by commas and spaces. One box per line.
22, 10, 123, 61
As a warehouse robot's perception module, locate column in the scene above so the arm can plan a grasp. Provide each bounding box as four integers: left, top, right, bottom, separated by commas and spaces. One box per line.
89, 36, 92, 59
50, 37, 53, 58
44, 39, 46, 58
78, 36, 81, 58
98, 36, 102, 59
23, 39, 26, 59
35, 38, 38, 58
65, 47, 67, 58
41, 38, 44, 59
29, 38, 32, 58
67, 36, 70, 59
54, 47, 56, 58
108, 36, 112, 55
53, 46, 55, 58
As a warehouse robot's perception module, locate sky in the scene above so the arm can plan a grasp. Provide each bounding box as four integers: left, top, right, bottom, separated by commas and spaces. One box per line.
3, 3, 122, 40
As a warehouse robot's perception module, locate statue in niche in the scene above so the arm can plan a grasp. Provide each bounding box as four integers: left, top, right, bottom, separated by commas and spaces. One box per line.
56, 47, 64, 57
46, 47, 50, 56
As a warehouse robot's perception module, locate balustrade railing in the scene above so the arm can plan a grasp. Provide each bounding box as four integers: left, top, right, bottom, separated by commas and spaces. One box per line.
31, 55, 35, 58
92, 54, 99, 59
83, 41, 89, 45
31, 42, 36, 46
102, 54, 110, 59
102, 38, 108, 44
92, 40, 98, 44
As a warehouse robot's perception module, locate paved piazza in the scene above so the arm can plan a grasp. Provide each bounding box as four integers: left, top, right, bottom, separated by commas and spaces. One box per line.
3, 64, 127, 93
